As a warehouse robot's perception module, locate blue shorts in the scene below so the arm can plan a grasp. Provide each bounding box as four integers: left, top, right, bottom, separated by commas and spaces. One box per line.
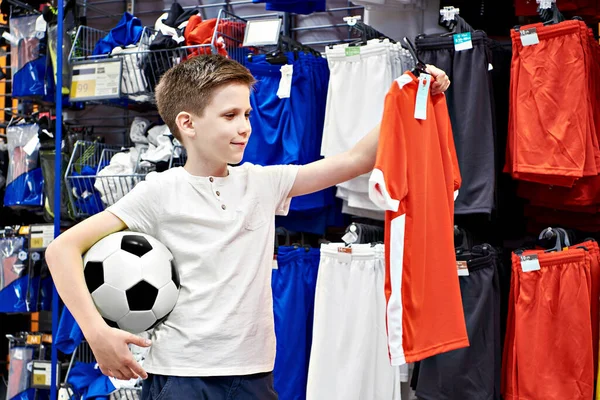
276, 196, 346, 235
244, 57, 310, 167
272, 246, 320, 400
141, 373, 277, 400
245, 52, 331, 212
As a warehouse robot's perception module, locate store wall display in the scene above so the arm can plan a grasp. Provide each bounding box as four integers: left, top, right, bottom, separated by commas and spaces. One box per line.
6, 2, 600, 400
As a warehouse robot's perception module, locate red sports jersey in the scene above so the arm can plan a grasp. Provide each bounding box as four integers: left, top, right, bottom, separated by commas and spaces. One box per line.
369, 73, 469, 365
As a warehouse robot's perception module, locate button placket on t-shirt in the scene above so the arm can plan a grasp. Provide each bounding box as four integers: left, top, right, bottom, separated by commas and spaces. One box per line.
208, 176, 227, 211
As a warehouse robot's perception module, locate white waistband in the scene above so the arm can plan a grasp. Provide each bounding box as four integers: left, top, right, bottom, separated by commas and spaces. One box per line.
320, 242, 384, 260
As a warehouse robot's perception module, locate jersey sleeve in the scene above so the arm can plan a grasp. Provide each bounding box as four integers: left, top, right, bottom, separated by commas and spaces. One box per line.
447, 113, 462, 198
263, 164, 301, 216
369, 89, 407, 212
106, 172, 161, 235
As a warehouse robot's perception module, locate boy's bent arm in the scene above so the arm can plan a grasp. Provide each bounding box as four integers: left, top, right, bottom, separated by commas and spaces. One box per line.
46, 211, 125, 336
289, 124, 380, 198
45, 211, 150, 380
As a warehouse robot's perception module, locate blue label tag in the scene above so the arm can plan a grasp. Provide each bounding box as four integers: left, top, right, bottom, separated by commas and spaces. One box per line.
414, 73, 431, 120
453, 32, 473, 51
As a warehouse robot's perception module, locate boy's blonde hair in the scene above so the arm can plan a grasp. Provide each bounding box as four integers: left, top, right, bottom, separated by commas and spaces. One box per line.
155, 54, 256, 141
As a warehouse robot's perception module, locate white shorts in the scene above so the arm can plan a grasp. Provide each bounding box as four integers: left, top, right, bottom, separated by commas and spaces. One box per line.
337, 186, 386, 212
341, 202, 385, 220
307, 244, 402, 400
321, 42, 393, 158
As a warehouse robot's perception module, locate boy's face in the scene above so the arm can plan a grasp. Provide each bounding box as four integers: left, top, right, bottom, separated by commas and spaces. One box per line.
188, 82, 252, 165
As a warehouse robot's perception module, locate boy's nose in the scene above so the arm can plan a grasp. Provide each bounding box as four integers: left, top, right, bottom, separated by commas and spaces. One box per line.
238, 120, 251, 136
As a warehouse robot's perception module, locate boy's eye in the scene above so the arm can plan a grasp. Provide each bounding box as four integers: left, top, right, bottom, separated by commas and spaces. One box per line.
245, 113, 251, 119
224, 114, 235, 119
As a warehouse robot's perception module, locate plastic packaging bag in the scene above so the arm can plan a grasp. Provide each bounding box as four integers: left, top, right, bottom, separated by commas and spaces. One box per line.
0, 236, 27, 291
9, 15, 48, 98
4, 124, 44, 207
7, 346, 34, 399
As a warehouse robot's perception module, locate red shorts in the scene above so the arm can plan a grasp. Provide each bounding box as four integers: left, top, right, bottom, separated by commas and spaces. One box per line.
506, 20, 598, 183
517, 175, 600, 207
502, 249, 594, 400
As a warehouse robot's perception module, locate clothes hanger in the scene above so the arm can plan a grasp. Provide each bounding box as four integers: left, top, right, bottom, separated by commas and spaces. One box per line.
265, 40, 289, 65
439, 6, 460, 32
538, 227, 566, 253
454, 226, 471, 255
402, 37, 427, 77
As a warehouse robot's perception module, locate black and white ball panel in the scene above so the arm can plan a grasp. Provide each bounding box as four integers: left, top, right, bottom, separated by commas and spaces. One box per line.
121, 235, 154, 257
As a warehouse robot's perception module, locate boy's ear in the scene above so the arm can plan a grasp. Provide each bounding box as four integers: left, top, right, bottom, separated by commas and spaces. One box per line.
175, 111, 196, 140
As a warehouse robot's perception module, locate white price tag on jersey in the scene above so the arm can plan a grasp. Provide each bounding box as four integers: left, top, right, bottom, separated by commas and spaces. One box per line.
453, 32, 473, 51
414, 73, 432, 120
520, 28, 540, 47
520, 254, 541, 272
277, 64, 293, 99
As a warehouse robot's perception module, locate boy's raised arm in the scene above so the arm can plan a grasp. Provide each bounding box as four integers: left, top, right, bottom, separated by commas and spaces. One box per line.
289, 64, 450, 199
289, 123, 380, 198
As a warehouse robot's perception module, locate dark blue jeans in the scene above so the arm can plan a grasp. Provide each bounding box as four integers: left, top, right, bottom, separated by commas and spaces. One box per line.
141, 372, 278, 400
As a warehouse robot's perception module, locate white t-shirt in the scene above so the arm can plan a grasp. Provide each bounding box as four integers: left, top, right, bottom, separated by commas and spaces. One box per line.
107, 163, 299, 376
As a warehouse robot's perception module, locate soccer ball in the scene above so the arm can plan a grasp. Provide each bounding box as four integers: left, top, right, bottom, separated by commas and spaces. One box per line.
83, 231, 180, 334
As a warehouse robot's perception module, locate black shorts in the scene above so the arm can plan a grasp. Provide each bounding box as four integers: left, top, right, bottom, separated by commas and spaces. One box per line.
416, 30, 496, 215
414, 245, 501, 400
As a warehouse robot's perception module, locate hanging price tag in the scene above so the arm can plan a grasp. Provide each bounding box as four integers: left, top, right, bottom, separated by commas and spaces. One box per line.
277, 64, 293, 99
521, 254, 541, 272
70, 60, 122, 101
457, 261, 469, 276
345, 47, 361, 57
337, 247, 352, 263
414, 73, 431, 120
520, 28, 540, 47
453, 32, 473, 51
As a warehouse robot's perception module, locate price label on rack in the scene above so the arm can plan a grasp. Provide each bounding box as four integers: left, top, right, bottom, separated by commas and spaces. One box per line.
31, 360, 59, 389
70, 60, 122, 101
30, 224, 55, 250
26, 334, 42, 345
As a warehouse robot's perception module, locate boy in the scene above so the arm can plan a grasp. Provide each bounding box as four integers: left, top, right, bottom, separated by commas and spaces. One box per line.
46, 54, 449, 399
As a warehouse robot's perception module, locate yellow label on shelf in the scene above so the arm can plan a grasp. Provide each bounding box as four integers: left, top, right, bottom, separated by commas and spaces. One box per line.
33, 373, 47, 385
31, 237, 44, 248
71, 79, 96, 99
26, 334, 41, 345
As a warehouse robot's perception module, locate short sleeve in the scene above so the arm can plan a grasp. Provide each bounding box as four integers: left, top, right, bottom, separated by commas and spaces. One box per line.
106, 172, 161, 235
263, 164, 300, 216
369, 89, 408, 212
447, 117, 462, 194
